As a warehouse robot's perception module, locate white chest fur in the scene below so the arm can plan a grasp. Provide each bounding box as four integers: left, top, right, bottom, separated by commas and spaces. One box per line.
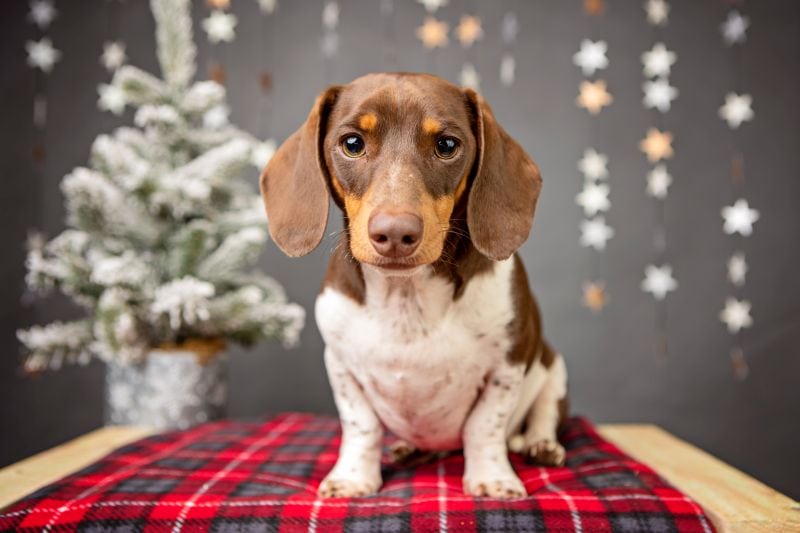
315, 258, 517, 450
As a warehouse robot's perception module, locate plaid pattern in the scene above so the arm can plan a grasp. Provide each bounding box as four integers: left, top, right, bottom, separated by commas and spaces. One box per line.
0, 413, 714, 532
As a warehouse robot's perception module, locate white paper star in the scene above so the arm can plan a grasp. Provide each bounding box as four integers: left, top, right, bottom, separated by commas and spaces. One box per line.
501, 12, 519, 45
719, 93, 754, 129
722, 198, 759, 236
320, 32, 339, 58
202, 11, 237, 43
26, 38, 61, 73
97, 83, 126, 115
203, 105, 230, 129
573, 39, 609, 77
100, 41, 127, 72
646, 164, 672, 199
580, 217, 615, 251
500, 54, 515, 87
641, 42, 676, 78
721, 10, 749, 46
29, 0, 57, 30
643, 77, 678, 112
251, 139, 277, 169
258, 0, 278, 14
727, 252, 747, 287
322, 2, 339, 30
644, 0, 669, 27
460, 63, 480, 91
720, 297, 753, 333
641, 264, 678, 300
417, 0, 447, 13
576, 183, 611, 217
578, 148, 609, 181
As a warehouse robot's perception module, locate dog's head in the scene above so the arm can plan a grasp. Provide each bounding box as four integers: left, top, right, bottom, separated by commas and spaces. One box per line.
260, 72, 542, 270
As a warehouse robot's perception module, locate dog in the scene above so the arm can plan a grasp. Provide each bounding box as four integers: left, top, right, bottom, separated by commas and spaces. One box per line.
260, 73, 568, 499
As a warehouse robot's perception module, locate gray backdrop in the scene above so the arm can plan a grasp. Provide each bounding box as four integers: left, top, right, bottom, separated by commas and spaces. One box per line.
1, 0, 798, 500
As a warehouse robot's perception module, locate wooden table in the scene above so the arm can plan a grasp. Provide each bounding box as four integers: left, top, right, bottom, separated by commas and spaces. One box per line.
0, 425, 797, 532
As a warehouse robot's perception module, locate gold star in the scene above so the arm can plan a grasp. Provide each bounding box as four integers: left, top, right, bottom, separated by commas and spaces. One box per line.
639, 128, 674, 163
576, 79, 613, 115
582, 281, 608, 313
207, 0, 231, 9
456, 15, 483, 47
584, 0, 605, 15
417, 16, 449, 49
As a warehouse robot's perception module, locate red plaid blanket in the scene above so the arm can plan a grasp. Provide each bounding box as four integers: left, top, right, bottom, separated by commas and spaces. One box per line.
0, 413, 714, 532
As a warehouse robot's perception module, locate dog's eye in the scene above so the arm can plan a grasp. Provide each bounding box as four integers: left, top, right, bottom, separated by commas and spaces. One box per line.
435, 136, 459, 159
342, 135, 366, 157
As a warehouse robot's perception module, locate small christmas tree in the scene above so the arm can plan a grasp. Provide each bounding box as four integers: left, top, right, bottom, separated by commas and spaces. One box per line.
18, 0, 304, 372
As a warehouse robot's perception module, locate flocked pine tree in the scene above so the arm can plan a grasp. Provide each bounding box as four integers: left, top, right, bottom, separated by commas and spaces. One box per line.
18, 0, 304, 372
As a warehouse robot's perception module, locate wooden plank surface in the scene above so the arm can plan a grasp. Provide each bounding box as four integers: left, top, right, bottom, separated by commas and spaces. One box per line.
0, 426, 155, 509
599, 424, 800, 533
0, 423, 797, 533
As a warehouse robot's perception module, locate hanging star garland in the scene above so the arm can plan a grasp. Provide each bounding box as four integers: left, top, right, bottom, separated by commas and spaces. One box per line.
257, 0, 278, 14
641, 42, 677, 78
720, 298, 753, 333
580, 217, 615, 251
721, 10, 749, 46
203, 10, 237, 43
573, 39, 609, 77
417, 16, 449, 49
26, 38, 61, 73
417, 0, 447, 13
578, 148, 609, 181
29, 0, 57, 30
727, 252, 748, 287
576, 80, 613, 115
582, 281, 608, 313
641, 264, 678, 301
646, 164, 672, 199
575, 182, 611, 217
100, 41, 127, 72
719, 93, 754, 129
97, 83, 126, 115
584, 0, 604, 16
643, 78, 678, 112
639, 128, 673, 162
499, 12, 518, 87
456, 15, 483, 47
721, 199, 759, 236
459, 63, 480, 91
644, 0, 669, 27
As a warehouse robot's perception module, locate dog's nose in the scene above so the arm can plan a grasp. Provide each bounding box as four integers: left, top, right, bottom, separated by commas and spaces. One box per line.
368, 211, 423, 258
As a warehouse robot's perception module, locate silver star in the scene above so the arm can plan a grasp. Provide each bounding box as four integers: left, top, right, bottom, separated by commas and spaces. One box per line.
251, 139, 277, 169
257, 0, 278, 14
578, 148, 608, 181
26, 38, 61, 73
573, 39, 609, 77
641, 42, 676, 78
644, 0, 669, 27
576, 182, 610, 217
29, 0, 57, 30
320, 31, 339, 58
641, 264, 678, 300
722, 198, 759, 236
727, 252, 747, 287
322, 2, 339, 30
97, 83, 126, 115
460, 63, 480, 91
202, 10, 237, 43
500, 54, 515, 87
100, 41, 127, 72
646, 164, 672, 199
719, 93, 754, 129
720, 297, 753, 333
643, 77, 678, 112
721, 10, 749, 46
580, 217, 614, 251
501, 12, 518, 44
417, 0, 447, 13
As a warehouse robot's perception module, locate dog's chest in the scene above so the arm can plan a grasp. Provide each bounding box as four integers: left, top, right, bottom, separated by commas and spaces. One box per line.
315, 259, 516, 450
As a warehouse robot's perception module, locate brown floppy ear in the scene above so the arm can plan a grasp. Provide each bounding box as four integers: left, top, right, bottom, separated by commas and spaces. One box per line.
260, 86, 341, 257
463, 89, 542, 261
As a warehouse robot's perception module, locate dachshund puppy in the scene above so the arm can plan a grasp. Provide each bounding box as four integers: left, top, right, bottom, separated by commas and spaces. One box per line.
261, 73, 567, 499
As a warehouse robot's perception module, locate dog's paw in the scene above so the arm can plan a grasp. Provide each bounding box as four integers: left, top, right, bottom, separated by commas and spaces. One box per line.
526, 438, 566, 466
463, 474, 527, 499
318, 475, 381, 498
389, 440, 417, 463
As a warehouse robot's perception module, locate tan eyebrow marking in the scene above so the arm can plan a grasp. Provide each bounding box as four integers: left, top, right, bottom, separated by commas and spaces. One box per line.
358, 113, 378, 131
422, 118, 441, 135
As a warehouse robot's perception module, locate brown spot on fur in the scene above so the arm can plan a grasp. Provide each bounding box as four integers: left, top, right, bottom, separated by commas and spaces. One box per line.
359, 113, 378, 131
506, 254, 545, 370
422, 117, 441, 135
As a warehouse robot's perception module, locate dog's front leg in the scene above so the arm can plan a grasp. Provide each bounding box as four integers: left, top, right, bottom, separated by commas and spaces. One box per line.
462, 361, 526, 498
318, 347, 383, 498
